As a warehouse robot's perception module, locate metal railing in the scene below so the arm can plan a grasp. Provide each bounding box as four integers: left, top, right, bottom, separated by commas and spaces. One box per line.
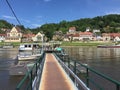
54, 53, 90, 90
55, 52, 120, 90
16, 52, 45, 90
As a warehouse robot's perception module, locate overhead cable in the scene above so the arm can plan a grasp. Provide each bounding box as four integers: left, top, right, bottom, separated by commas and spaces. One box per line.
5, 0, 22, 25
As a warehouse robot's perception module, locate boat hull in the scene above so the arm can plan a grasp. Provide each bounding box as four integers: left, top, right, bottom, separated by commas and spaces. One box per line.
97, 45, 120, 48
18, 54, 41, 60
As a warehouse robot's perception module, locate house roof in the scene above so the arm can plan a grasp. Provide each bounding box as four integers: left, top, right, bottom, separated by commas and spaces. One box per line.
0, 34, 6, 36
15, 26, 21, 32
110, 33, 120, 37
72, 33, 79, 37
102, 33, 120, 37
6, 26, 21, 33
79, 31, 93, 35
69, 27, 76, 31
23, 34, 35, 37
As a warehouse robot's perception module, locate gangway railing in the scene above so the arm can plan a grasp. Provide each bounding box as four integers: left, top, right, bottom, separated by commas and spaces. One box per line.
54, 53, 90, 90
16, 52, 45, 90
55, 52, 120, 90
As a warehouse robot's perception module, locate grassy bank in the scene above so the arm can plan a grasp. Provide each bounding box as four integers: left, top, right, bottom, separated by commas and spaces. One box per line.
0, 42, 21, 47
61, 41, 113, 46
0, 41, 114, 47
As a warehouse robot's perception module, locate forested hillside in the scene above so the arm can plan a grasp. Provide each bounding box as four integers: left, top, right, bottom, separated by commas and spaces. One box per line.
32, 14, 120, 39
1, 14, 120, 39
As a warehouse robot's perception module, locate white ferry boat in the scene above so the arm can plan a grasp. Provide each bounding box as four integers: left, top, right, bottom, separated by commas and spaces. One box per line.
17, 50, 42, 60
9, 43, 43, 75
18, 43, 42, 60
19, 43, 40, 51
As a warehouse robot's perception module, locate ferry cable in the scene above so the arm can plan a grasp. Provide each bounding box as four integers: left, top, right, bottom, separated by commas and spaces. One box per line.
5, 0, 22, 25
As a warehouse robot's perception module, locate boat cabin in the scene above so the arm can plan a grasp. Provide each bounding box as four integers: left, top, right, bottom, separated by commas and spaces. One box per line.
19, 43, 40, 51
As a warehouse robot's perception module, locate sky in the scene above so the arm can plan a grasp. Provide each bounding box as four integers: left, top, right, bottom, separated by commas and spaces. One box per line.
1, 0, 120, 28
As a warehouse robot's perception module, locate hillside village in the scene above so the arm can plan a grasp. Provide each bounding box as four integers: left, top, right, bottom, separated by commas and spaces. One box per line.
0, 26, 44, 43
62, 27, 120, 42
0, 26, 120, 43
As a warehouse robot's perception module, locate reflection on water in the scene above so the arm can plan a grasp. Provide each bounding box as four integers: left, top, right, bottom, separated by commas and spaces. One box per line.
1, 47, 120, 89
0, 48, 21, 90
63, 46, 120, 82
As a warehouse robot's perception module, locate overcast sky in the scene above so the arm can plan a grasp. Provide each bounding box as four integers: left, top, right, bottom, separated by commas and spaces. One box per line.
1, 0, 120, 28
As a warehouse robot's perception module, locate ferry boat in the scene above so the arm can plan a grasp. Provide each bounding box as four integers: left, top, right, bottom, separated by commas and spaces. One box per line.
17, 50, 42, 60
18, 43, 42, 60
9, 43, 43, 75
97, 44, 120, 48
19, 43, 40, 51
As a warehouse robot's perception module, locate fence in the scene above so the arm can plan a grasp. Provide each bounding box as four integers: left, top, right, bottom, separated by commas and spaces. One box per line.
16, 52, 45, 90
55, 52, 120, 90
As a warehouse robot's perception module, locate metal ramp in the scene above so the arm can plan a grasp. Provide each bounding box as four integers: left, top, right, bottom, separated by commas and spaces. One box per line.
39, 53, 78, 90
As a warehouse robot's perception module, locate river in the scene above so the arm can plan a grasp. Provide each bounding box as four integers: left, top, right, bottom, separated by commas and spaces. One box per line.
0, 48, 23, 90
0, 47, 120, 90
63, 46, 120, 90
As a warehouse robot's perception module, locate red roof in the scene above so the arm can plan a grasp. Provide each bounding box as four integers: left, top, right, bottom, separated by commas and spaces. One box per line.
0, 34, 6, 36
79, 31, 93, 35
102, 33, 120, 37
110, 33, 120, 37
23, 34, 35, 37
72, 33, 79, 37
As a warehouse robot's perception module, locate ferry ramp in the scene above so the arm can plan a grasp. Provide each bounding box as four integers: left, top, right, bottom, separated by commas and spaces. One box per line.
16, 51, 120, 90
39, 53, 78, 90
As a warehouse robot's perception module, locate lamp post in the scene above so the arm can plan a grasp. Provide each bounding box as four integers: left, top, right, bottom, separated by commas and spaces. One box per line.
42, 34, 44, 51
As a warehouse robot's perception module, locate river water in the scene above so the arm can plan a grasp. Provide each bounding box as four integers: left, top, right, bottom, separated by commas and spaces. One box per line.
63, 46, 120, 90
0, 47, 120, 90
0, 48, 23, 90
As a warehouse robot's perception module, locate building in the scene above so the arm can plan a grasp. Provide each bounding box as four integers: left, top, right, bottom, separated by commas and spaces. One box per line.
32, 32, 44, 42
0, 34, 6, 42
79, 31, 93, 41
5, 26, 22, 42
67, 27, 76, 34
102, 33, 120, 41
22, 33, 35, 42
52, 31, 64, 41
72, 33, 79, 41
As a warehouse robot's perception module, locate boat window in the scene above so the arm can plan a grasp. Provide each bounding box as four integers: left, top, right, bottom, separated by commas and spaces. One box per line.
33, 45, 36, 48
25, 45, 27, 47
28, 45, 31, 47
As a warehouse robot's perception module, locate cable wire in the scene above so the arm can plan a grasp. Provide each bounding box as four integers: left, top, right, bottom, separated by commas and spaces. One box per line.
5, 0, 22, 25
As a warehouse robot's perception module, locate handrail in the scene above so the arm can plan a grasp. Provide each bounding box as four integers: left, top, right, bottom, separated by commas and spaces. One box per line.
78, 62, 120, 86
54, 53, 90, 90
55, 52, 120, 90
16, 52, 45, 90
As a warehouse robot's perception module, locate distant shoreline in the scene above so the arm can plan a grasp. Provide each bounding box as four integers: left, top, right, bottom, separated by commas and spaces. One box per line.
61, 41, 113, 46
0, 41, 114, 47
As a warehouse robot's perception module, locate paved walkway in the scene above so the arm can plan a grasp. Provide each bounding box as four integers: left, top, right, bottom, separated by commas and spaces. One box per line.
39, 53, 77, 90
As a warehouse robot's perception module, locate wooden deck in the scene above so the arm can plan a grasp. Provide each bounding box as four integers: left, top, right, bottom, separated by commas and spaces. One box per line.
39, 53, 77, 90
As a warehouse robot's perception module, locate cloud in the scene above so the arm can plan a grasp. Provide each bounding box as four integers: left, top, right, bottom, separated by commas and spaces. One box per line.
32, 24, 41, 27
21, 19, 31, 23
44, 0, 52, 2
2, 15, 15, 20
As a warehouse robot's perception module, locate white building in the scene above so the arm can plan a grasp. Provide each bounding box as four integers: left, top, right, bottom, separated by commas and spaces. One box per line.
0, 34, 6, 42
5, 26, 22, 42
32, 32, 44, 42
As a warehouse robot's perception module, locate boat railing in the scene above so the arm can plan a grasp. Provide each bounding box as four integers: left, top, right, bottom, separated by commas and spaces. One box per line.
55, 53, 120, 90
16, 52, 45, 90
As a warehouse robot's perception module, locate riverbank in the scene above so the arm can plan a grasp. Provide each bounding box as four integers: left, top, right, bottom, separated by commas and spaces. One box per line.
0, 41, 114, 47
61, 41, 113, 46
